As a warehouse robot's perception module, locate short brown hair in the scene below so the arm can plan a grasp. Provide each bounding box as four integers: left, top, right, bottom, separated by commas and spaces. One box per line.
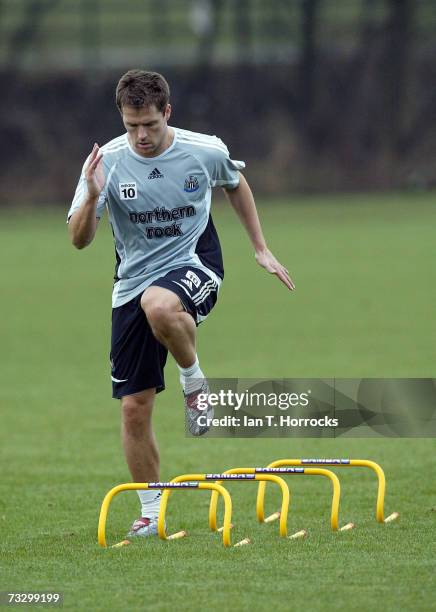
115, 69, 170, 112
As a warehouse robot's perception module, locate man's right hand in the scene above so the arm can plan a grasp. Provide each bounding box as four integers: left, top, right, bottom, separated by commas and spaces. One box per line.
85, 143, 105, 198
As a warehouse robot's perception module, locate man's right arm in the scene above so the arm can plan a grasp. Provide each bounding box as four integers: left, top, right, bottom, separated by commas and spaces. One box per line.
68, 196, 100, 249
68, 143, 105, 250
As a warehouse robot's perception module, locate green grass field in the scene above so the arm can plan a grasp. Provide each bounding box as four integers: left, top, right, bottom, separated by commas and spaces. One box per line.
1, 194, 435, 611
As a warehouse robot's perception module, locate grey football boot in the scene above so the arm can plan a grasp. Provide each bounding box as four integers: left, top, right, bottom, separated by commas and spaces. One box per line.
184, 379, 213, 436
127, 517, 159, 537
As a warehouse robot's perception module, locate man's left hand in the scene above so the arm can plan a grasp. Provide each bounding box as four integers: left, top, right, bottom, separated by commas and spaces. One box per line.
255, 248, 295, 291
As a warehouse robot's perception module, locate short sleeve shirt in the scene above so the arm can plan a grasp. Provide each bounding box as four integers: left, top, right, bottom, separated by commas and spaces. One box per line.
68, 128, 245, 307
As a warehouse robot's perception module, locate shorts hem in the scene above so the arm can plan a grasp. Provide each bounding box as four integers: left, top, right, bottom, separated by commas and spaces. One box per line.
112, 382, 165, 400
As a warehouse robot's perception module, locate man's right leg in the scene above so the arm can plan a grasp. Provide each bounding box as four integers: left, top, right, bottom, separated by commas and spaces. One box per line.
111, 293, 168, 535
121, 388, 159, 483
121, 388, 163, 537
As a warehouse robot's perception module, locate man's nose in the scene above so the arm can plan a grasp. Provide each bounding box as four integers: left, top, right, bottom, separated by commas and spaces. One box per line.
138, 126, 148, 140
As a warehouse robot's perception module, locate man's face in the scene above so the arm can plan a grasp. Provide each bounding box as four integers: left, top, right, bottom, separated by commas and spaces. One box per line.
122, 103, 171, 157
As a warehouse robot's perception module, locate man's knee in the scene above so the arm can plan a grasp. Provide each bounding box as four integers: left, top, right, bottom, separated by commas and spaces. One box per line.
141, 287, 181, 333
122, 391, 155, 430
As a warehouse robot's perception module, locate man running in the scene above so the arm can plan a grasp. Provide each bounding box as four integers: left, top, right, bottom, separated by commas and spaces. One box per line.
67, 69, 294, 537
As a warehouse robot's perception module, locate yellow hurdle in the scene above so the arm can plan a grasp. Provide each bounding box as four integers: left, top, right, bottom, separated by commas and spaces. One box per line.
170, 472, 290, 537
256, 459, 398, 524
253, 466, 342, 531
98, 459, 398, 549
207, 466, 341, 531
98, 481, 233, 548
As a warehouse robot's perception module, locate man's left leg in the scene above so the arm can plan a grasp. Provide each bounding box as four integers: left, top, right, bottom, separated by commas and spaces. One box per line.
141, 286, 196, 368
141, 285, 212, 434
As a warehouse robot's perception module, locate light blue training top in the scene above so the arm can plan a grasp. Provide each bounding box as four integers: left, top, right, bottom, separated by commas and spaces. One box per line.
68, 127, 245, 308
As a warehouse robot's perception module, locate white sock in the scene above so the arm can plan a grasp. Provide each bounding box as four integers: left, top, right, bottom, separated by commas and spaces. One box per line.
178, 356, 205, 394
137, 490, 161, 519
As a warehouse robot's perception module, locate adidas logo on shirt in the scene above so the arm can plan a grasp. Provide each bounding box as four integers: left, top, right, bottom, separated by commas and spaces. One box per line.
148, 168, 164, 179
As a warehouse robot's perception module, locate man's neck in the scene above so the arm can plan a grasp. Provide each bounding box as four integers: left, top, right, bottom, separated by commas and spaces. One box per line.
158, 126, 174, 156
129, 126, 174, 159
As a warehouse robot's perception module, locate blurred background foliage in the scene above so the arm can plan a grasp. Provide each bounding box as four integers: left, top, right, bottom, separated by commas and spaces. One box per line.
0, 0, 435, 202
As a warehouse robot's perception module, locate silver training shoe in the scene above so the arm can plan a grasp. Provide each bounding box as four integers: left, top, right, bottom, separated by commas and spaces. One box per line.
127, 517, 159, 537
184, 379, 214, 436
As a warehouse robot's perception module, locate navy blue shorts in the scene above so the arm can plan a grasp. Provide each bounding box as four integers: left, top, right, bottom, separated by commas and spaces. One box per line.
110, 267, 219, 399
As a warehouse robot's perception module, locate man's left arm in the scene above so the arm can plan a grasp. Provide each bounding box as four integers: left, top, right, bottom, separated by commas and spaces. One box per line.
223, 173, 295, 291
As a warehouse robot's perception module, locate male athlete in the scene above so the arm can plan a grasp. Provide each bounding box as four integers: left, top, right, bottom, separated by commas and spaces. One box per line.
68, 70, 294, 537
